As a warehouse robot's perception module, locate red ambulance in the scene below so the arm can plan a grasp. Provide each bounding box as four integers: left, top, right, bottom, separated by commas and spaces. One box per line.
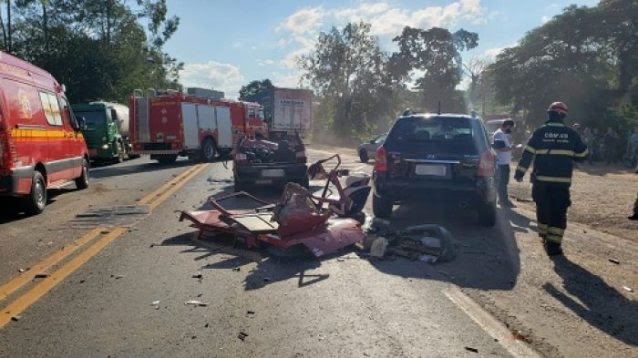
0, 51, 89, 214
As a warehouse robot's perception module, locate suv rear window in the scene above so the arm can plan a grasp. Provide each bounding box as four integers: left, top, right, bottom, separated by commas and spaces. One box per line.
387, 116, 484, 154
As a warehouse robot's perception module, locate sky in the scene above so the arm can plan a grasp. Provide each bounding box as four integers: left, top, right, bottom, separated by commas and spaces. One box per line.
164, 0, 599, 99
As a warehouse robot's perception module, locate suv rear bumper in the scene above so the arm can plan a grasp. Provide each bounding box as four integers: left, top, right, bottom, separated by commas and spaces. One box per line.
234, 163, 308, 186
373, 175, 496, 206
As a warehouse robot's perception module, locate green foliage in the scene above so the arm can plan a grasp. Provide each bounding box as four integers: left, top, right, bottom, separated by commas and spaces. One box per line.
239, 79, 275, 123
489, 1, 638, 132
0, 0, 181, 103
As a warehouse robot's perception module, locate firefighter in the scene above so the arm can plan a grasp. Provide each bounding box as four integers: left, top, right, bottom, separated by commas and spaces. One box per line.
514, 102, 589, 256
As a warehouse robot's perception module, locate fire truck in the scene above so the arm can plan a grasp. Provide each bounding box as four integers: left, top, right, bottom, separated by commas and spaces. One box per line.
129, 89, 266, 164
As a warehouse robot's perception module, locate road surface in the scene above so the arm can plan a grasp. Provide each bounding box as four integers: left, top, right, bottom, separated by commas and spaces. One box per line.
0, 150, 636, 357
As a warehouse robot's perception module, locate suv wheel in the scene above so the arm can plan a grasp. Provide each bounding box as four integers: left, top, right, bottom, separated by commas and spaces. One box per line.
478, 202, 497, 227
23, 171, 47, 215
373, 195, 393, 219
359, 149, 369, 163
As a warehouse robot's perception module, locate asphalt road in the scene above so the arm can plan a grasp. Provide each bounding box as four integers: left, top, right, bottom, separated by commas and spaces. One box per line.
0, 151, 635, 357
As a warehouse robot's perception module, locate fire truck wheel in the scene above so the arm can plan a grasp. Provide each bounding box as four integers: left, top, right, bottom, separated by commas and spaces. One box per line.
201, 138, 217, 162
23, 171, 47, 215
75, 158, 90, 190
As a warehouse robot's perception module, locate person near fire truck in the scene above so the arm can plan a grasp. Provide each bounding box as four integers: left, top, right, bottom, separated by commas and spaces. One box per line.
514, 102, 589, 256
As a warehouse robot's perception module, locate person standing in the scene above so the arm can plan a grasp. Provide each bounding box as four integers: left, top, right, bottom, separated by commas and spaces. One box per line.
514, 102, 589, 256
493, 119, 516, 207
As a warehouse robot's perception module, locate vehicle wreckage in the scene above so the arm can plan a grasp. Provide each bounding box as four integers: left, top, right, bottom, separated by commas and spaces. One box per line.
179, 155, 372, 257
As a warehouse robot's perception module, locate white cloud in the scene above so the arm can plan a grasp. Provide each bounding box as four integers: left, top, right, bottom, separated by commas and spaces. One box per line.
277, 7, 324, 35
257, 59, 276, 66
180, 61, 245, 99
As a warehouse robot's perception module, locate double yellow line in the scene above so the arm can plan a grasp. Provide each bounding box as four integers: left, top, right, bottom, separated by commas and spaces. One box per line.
0, 163, 209, 328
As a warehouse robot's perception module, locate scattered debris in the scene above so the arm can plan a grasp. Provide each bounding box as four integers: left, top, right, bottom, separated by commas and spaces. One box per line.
608, 258, 620, 265
11, 316, 21, 322
419, 255, 438, 264
111, 274, 126, 279
191, 336, 197, 340
79, 279, 85, 284
238, 332, 248, 341
369, 237, 388, 258
464, 346, 478, 353
246, 310, 255, 316
18, 268, 26, 273
512, 330, 531, 343
34, 273, 49, 279
232, 267, 241, 272
197, 293, 203, 297
192, 272, 203, 279
622, 286, 633, 293
185, 300, 209, 307
204, 323, 209, 328
207, 177, 232, 184
263, 277, 271, 282
151, 300, 161, 309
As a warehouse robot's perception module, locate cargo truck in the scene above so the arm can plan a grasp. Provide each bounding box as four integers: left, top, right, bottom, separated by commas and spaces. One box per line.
73, 102, 133, 163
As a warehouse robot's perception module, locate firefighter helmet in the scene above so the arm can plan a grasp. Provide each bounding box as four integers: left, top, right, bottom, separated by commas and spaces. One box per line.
547, 102, 568, 115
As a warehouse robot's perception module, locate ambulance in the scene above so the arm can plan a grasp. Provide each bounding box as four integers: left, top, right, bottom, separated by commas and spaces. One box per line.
0, 51, 89, 214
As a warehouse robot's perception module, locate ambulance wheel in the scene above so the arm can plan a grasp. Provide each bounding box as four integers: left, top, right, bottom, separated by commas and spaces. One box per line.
157, 155, 178, 165
75, 158, 90, 190
23, 171, 47, 215
201, 138, 217, 162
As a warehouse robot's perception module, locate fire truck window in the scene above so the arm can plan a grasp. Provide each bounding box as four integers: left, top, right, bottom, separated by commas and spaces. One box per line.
39, 92, 62, 126
248, 108, 256, 118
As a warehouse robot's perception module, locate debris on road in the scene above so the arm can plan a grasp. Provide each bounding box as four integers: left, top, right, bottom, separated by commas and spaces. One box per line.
238, 332, 248, 341
369, 237, 388, 258
151, 300, 160, 309
192, 272, 203, 279
111, 274, 126, 279
11, 316, 21, 322
622, 286, 633, 293
185, 300, 209, 307
608, 258, 620, 265
366, 224, 456, 263
464, 346, 479, 353
246, 310, 255, 316
34, 273, 50, 279
18, 268, 26, 273
512, 329, 532, 343
232, 267, 241, 272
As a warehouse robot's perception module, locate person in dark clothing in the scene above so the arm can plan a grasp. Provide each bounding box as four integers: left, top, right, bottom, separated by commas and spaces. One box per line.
514, 102, 589, 256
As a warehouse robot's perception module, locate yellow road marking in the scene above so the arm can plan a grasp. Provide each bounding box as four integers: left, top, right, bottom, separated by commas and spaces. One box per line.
138, 164, 205, 205
0, 227, 127, 328
147, 164, 209, 210
0, 227, 104, 302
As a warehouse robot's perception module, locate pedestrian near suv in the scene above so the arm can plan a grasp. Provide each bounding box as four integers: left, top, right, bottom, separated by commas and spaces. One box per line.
492, 119, 516, 207
514, 102, 589, 256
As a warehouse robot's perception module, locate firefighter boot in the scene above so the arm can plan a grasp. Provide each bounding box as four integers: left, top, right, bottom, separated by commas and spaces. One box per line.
544, 241, 563, 256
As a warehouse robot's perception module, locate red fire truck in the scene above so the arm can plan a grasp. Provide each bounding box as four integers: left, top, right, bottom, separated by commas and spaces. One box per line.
129, 90, 266, 164
0, 51, 90, 214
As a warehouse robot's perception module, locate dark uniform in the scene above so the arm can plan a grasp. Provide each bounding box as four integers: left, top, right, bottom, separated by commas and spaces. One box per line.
514, 102, 588, 255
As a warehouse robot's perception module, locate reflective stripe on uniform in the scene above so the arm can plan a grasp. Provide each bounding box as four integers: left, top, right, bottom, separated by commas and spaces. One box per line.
516, 165, 528, 173
537, 223, 548, 234
535, 175, 572, 184
545, 123, 565, 127
574, 148, 589, 157
548, 227, 564, 236
545, 234, 563, 243
524, 145, 536, 154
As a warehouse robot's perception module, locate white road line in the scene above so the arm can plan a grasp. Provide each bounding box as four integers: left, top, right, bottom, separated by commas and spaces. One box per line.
443, 287, 541, 358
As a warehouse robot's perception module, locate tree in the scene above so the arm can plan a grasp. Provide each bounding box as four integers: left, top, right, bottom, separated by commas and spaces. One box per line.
1, 0, 182, 103
239, 79, 275, 123
300, 22, 398, 140
390, 27, 479, 112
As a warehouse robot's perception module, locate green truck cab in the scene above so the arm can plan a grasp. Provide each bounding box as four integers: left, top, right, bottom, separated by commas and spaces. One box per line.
72, 102, 133, 162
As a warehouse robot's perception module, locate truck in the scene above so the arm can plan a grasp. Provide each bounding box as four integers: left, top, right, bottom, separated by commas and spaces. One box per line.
72, 102, 132, 163
0, 51, 89, 214
129, 89, 266, 164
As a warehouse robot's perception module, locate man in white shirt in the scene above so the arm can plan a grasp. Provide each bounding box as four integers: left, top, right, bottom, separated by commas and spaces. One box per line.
493, 120, 515, 207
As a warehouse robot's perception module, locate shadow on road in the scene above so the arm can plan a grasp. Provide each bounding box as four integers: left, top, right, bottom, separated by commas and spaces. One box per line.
545, 256, 638, 346
575, 163, 633, 177
0, 188, 72, 224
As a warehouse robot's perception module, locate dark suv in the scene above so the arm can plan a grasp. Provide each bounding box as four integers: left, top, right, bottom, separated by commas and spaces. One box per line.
372, 113, 497, 226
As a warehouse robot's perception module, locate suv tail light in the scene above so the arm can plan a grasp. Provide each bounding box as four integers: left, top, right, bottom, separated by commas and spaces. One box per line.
374, 146, 388, 172
234, 153, 247, 165
477, 150, 496, 177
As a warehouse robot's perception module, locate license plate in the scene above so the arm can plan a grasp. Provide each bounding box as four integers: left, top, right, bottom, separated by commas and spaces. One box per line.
261, 169, 285, 178
255, 179, 273, 185
415, 164, 447, 176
